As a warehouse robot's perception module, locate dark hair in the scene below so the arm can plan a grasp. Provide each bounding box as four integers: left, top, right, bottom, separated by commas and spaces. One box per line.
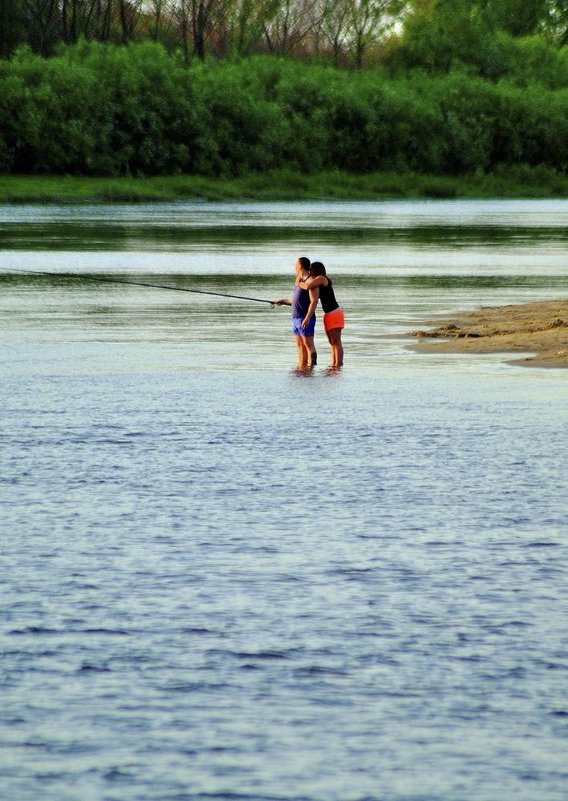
310, 261, 326, 276
298, 256, 311, 271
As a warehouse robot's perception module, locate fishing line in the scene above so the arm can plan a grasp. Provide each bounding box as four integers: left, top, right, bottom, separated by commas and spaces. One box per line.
2, 267, 276, 306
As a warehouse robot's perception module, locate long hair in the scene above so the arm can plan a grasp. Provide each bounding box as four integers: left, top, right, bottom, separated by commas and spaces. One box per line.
310, 261, 326, 277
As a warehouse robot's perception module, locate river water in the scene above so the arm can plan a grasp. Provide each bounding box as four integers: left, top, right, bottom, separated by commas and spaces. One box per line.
1, 200, 567, 801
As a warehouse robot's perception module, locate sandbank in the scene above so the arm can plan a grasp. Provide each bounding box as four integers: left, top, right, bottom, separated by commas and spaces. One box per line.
408, 299, 568, 368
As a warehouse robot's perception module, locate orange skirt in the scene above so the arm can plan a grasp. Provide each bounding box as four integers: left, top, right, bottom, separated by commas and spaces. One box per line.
323, 308, 345, 332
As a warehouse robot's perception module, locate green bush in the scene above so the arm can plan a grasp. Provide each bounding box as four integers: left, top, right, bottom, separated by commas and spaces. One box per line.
482, 34, 568, 88
362, 76, 446, 172
75, 41, 199, 175
492, 84, 568, 169
0, 43, 567, 178
430, 73, 498, 173
190, 60, 290, 175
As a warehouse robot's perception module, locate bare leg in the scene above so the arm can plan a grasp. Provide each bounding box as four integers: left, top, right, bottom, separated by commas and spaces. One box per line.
327, 329, 344, 368
295, 335, 310, 370
305, 335, 317, 367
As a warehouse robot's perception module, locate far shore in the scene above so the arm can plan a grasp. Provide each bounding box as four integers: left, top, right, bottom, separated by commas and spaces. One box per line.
1, 170, 568, 204
408, 299, 568, 368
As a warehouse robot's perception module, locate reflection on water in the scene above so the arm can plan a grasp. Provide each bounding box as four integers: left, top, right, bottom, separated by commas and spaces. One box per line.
1, 201, 567, 801
2, 199, 568, 254
3, 220, 568, 251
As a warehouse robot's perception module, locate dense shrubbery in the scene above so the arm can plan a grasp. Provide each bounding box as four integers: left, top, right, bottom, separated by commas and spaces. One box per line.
389, 1, 568, 85
1, 41, 567, 177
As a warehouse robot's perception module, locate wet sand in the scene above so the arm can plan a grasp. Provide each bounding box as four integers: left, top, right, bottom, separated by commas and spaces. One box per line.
408, 299, 568, 368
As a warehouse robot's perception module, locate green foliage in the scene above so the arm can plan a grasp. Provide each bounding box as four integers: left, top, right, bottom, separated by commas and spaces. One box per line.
274, 63, 340, 172
484, 0, 548, 38
361, 76, 446, 172
1, 43, 568, 179
3, 169, 567, 204
488, 34, 568, 88
492, 84, 568, 169
390, 0, 494, 75
390, 0, 568, 85
0, 0, 27, 59
71, 41, 200, 175
427, 73, 498, 173
0, 49, 45, 172
189, 59, 290, 175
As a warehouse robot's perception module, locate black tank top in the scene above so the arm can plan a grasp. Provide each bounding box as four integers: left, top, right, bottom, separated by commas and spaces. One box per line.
319, 278, 339, 313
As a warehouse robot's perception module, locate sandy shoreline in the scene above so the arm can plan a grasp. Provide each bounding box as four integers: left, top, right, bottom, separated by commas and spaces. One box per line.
408, 299, 568, 368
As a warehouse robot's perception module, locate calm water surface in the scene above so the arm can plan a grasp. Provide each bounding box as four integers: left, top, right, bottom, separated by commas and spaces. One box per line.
1, 200, 567, 801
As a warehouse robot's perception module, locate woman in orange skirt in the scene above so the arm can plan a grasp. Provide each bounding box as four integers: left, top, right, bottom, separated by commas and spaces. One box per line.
298, 262, 344, 368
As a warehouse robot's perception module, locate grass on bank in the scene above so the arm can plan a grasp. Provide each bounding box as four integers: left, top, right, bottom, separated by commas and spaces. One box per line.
1, 168, 567, 203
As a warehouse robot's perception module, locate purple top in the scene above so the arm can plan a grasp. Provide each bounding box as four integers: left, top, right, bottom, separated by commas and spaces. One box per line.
291, 285, 311, 318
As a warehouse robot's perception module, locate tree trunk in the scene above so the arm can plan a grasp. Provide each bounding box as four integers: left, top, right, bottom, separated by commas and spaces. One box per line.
193, 0, 206, 59
119, 0, 130, 42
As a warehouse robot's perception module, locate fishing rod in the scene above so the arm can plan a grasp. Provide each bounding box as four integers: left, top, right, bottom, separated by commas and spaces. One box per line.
3, 267, 276, 306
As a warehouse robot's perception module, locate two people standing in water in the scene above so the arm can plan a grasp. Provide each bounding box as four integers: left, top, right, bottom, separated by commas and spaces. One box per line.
275, 257, 345, 370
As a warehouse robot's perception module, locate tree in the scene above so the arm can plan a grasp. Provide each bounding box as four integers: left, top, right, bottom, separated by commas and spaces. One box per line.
88, 0, 114, 42
118, 0, 142, 42
262, 0, 314, 55
544, 0, 568, 44
314, 0, 351, 62
207, 0, 278, 56
391, 0, 494, 72
0, 0, 28, 57
23, 0, 60, 55
346, 0, 403, 68
485, 0, 548, 37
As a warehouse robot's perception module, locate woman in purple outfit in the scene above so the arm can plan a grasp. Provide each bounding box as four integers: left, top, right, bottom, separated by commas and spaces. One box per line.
274, 257, 319, 370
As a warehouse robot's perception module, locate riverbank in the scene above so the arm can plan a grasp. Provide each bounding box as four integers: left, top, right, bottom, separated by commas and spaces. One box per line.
1, 169, 568, 203
409, 299, 568, 368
